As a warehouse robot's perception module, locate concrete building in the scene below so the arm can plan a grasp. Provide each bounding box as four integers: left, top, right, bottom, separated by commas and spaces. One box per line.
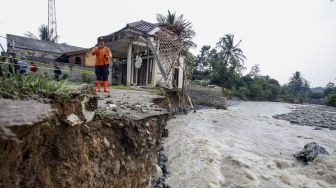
100, 20, 185, 88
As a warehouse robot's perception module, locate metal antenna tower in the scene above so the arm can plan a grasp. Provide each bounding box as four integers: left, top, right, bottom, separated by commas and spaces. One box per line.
48, 0, 57, 40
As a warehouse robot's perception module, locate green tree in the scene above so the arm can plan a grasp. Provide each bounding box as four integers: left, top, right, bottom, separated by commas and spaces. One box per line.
325, 82, 336, 96
24, 24, 58, 42
196, 45, 212, 72
288, 71, 310, 96
246, 76, 280, 100
326, 93, 336, 107
216, 34, 246, 72
156, 10, 196, 50
190, 45, 214, 81
211, 34, 246, 88
184, 52, 196, 78
248, 64, 261, 78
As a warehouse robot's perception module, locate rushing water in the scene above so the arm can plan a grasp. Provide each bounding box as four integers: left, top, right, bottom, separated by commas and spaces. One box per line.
164, 102, 336, 188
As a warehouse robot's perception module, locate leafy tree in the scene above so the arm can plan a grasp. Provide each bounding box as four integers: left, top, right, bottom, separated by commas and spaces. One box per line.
325, 82, 336, 96
248, 79, 264, 99
326, 93, 336, 107
184, 52, 196, 78
24, 24, 58, 42
248, 64, 261, 78
156, 10, 196, 51
195, 45, 212, 71
190, 45, 216, 81
246, 76, 280, 100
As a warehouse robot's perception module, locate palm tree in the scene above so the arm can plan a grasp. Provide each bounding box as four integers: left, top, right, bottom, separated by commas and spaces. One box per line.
24, 24, 58, 42
156, 10, 177, 25
216, 34, 246, 71
156, 10, 196, 50
288, 71, 310, 95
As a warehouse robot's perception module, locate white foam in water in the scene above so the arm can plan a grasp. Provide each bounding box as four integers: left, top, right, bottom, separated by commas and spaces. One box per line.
164, 101, 336, 188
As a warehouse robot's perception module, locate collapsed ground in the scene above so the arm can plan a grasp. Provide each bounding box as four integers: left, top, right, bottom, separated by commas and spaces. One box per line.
0, 85, 187, 188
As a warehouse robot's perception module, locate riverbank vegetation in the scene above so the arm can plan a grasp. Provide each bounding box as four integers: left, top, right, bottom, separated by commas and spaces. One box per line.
188, 34, 336, 106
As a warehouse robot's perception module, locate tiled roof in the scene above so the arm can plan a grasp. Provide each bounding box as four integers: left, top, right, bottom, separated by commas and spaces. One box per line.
126, 20, 158, 33
6, 34, 85, 54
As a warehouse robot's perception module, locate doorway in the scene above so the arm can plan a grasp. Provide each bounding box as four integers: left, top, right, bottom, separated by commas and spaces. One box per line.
137, 59, 148, 86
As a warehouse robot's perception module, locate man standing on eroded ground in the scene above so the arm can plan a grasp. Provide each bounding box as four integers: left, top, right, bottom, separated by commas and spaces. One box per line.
92, 37, 112, 92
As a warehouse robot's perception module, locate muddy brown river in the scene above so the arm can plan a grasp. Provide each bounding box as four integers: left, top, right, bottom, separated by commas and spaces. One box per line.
164, 102, 336, 188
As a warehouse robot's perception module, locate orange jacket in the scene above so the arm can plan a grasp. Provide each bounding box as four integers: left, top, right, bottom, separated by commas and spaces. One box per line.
91, 46, 112, 66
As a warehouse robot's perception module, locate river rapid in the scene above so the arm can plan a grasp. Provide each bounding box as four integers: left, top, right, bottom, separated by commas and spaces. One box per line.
164, 101, 336, 188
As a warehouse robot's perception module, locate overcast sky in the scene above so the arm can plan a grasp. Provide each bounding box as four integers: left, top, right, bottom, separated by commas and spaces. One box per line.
1, 0, 335, 86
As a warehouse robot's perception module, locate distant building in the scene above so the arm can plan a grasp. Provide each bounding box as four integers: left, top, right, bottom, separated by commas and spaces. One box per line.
5, 34, 95, 82
6, 34, 85, 63
56, 48, 96, 67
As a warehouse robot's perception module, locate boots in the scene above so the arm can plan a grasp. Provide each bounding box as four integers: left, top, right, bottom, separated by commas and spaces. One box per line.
96, 80, 101, 92
103, 81, 109, 92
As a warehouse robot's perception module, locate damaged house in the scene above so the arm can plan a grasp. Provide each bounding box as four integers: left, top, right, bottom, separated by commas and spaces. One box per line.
101, 20, 185, 88
6, 34, 85, 64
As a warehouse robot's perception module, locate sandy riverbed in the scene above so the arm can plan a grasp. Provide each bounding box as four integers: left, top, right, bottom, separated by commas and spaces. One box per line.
164, 101, 336, 188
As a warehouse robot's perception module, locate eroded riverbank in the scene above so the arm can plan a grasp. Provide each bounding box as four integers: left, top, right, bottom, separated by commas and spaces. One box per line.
0, 86, 187, 188
164, 102, 336, 188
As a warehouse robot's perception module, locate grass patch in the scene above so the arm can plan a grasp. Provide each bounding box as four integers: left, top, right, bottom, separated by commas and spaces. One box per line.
0, 74, 73, 100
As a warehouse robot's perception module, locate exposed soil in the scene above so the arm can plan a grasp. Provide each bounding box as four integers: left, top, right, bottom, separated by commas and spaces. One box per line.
0, 86, 186, 188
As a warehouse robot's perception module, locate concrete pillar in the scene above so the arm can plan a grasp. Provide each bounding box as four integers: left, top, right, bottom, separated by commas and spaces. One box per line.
126, 43, 132, 85
178, 56, 185, 89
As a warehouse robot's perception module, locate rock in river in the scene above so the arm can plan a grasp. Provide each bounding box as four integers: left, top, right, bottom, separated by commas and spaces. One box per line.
294, 142, 329, 163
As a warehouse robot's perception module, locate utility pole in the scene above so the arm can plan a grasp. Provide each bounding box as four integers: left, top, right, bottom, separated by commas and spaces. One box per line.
48, 0, 57, 40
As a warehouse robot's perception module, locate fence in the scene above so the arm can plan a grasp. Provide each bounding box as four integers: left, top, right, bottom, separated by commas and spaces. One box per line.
0, 56, 105, 84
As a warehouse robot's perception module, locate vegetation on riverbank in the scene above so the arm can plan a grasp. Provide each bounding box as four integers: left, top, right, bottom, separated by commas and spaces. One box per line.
187, 35, 335, 105
324, 82, 336, 107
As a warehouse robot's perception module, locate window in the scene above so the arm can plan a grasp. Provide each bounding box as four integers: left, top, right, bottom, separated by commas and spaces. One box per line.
75, 56, 81, 65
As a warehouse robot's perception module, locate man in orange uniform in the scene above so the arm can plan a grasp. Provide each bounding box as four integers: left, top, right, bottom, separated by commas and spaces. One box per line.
92, 37, 112, 92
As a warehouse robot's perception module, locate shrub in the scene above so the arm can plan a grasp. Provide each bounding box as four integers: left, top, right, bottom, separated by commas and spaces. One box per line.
237, 87, 249, 100
326, 93, 336, 107
223, 88, 236, 97
309, 92, 324, 99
